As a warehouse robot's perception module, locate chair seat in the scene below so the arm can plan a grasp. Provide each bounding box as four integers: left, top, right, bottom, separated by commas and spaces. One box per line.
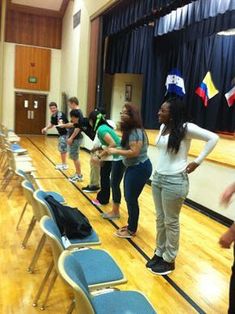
69, 229, 100, 247
15, 156, 32, 162
7, 136, 20, 142
93, 291, 156, 314
13, 149, 28, 154
72, 249, 125, 288
15, 162, 36, 172
11, 144, 21, 150
46, 192, 65, 203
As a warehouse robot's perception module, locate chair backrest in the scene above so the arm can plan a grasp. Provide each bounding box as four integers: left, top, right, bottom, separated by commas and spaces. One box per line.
22, 180, 42, 221
58, 251, 95, 314
40, 216, 64, 272
33, 190, 54, 219
6, 148, 16, 171
16, 170, 39, 189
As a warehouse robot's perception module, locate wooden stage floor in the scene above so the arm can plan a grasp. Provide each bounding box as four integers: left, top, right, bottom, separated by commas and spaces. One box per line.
0, 135, 233, 314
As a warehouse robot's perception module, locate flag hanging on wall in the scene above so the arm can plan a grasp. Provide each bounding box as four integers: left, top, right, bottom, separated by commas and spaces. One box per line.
195, 72, 218, 107
225, 86, 235, 107
165, 68, 186, 97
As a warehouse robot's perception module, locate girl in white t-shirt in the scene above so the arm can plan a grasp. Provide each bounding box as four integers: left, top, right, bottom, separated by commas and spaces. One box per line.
147, 98, 219, 275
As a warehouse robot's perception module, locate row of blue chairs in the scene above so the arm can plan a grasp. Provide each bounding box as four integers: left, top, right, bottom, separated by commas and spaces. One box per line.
16, 176, 156, 313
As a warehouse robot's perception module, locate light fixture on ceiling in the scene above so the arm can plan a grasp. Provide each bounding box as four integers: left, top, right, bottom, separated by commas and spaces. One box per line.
217, 28, 235, 36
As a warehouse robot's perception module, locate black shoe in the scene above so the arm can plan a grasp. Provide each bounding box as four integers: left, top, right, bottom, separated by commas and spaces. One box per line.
150, 259, 175, 275
82, 185, 100, 193
146, 255, 163, 268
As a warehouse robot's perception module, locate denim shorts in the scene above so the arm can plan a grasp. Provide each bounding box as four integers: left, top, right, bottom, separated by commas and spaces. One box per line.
69, 138, 82, 160
58, 135, 68, 153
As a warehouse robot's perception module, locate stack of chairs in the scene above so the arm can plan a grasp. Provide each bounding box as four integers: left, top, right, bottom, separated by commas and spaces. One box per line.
0, 124, 35, 194
1, 124, 157, 314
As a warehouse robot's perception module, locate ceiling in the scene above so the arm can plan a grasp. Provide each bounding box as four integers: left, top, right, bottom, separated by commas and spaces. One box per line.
8, 0, 69, 17
11, 0, 63, 11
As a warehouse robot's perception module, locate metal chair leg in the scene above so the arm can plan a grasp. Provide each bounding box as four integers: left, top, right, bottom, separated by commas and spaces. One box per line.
21, 216, 36, 249
32, 260, 54, 307
27, 234, 46, 273
16, 202, 28, 230
67, 299, 75, 314
1, 170, 12, 190
1, 171, 13, 191
40, 271, 58, 310
8, 175, 21, 198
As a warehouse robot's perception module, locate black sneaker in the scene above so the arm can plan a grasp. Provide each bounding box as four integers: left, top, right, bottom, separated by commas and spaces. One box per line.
150, 259, 175, 275
146, 255, 163, 268
82, 185, 100, 193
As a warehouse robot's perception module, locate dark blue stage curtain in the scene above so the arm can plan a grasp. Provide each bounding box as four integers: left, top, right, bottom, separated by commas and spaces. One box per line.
105, 11, 235, 132
103, 0, 197, 36
154, 0, 235, 36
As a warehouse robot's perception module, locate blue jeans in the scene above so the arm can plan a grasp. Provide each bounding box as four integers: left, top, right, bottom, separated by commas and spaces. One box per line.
124, 159, 152, 233
111, 160, 125, 204
152, 171, 189, 263
97, 160, 125, 204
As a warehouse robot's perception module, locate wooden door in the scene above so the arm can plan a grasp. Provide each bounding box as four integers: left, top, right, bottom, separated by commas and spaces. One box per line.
15, 93, 46, 134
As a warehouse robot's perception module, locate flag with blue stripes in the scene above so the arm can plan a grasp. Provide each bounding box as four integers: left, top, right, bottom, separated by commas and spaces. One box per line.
165, 69, 186, 97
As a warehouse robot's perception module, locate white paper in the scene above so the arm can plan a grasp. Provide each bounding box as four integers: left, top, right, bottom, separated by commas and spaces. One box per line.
24, 100, 29, 108
61, 235, 71, 249
34, 101, 38, 109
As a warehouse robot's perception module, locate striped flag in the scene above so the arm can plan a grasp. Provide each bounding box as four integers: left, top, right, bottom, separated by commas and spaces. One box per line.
225, 86, 235, 107
195, 72, 218, 107
165, 69, 186, 97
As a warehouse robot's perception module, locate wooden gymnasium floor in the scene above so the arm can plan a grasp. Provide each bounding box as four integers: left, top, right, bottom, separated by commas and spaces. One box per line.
0, 135, 234, 314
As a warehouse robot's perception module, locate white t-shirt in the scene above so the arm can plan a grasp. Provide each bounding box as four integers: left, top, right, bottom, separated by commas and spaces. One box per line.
155, 123, 219, 175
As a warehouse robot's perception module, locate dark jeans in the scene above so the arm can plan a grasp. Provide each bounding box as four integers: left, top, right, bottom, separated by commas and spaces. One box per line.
97, 160, 125, 204
124, 159, 152, 232
111, 160, 125, 204
229, 244, 235, 314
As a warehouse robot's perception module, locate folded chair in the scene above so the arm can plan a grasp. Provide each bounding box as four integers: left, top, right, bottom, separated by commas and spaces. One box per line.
34, 216, 126, 310
34, 190, 101, 248
1, 147, 35, 192
15, 172, 39, 230
58, 250, 157, 314
20, 182, 65, 273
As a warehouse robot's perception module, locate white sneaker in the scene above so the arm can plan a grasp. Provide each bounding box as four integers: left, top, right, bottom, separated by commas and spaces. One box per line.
69, 174, 83, 182
55, 164, 63, 170
62, 164, 69, 170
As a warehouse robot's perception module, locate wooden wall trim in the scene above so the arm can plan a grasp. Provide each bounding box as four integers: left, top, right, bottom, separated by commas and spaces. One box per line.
5, 10, 62, 49
59, 0, 70, 17
87, 17, 100, 115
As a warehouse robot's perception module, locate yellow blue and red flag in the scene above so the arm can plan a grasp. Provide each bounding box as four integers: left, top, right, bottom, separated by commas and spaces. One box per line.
195, 72, 218, 107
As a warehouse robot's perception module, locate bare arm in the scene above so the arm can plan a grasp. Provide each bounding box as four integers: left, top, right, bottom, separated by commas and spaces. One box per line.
106, 140, 142, 158
68, 128, 80, 140
41, 123, 53, 134
57, 122, 74, 128
220, 182, 235, 206
219, 182, 235, 248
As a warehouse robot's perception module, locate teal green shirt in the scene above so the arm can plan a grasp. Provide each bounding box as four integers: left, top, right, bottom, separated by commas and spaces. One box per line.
97, 124, 121, 147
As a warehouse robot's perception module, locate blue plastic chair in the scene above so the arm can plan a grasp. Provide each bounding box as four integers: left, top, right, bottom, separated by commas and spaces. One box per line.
58, 250, 157, 314
20, 183, 66, 273
34, 190, 101, 247
34, 216, 126, 310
